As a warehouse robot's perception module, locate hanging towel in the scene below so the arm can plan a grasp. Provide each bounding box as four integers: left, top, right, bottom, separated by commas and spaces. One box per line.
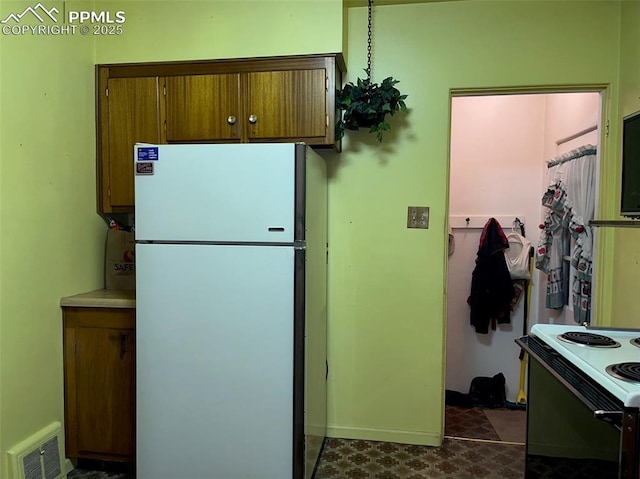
568, 214, 593, 324
541, 146, 597, 323
537, 181, 571, 310
468, 218, 516, 334
505, 232, 532, 280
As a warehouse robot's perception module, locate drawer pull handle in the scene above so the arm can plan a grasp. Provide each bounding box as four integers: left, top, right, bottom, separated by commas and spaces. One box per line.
594, 410, 623, 421
227, 115, 236, 125
248, 114, 258, 124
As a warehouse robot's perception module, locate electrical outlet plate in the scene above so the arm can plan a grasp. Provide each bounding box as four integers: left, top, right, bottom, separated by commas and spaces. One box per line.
407, 206, 429, 229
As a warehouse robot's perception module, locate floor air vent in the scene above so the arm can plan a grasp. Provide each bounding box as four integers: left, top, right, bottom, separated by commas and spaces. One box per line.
7, 422, 65, 479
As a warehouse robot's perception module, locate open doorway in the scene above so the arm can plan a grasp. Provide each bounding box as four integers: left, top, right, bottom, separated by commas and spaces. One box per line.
444, 90, 603, 443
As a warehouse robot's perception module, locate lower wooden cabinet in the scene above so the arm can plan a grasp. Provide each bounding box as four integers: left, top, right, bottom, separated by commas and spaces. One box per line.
63, 307, 135, 463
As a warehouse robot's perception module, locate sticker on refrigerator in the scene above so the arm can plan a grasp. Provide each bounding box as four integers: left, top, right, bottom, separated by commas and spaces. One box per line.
137, 147, 159, 161
136, 162, 154, 175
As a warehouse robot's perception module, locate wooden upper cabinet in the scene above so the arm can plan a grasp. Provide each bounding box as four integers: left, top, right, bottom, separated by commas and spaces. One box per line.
96, 54, 344, 214
165, 74, 241, 142
100, 76, 161, 212
247, 69, 327, 141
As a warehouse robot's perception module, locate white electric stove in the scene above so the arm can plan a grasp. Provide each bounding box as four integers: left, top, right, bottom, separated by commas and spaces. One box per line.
519, 324, 640, 479
530, 323, 640, 408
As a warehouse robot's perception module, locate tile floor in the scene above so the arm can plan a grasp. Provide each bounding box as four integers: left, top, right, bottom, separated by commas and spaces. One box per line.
67, 469, 132, 479
445, 405, 526, 443
444, 405, 500, 441
67, 407, 527, 478
315, 437, 524, 479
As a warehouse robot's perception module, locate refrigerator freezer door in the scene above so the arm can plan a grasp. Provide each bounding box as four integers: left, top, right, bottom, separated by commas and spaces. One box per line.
136, 243, 296, 479
135, 143, 298, 243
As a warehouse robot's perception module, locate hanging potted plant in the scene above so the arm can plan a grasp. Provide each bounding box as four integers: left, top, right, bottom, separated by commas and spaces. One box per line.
336, 0, 408, 143
336, 73, 408, 142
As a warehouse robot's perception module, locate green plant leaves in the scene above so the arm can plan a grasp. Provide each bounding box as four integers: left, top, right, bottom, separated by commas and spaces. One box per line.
335, 76, 408, 142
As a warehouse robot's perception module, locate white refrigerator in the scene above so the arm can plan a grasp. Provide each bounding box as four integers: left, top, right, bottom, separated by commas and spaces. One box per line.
134, 143, 327, 479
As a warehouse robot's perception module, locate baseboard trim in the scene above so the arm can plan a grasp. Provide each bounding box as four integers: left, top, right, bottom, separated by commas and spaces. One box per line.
326, 426, 442, 446
63, 459, 74, 477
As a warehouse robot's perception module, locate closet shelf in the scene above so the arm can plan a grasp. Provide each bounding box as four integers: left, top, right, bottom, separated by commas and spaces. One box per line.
450, 215, 525, 230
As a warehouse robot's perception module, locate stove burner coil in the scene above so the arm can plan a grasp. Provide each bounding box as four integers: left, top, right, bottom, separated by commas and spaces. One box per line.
631, 337, 640, 349
557, 331, 621, 348
605, 362, 640, 383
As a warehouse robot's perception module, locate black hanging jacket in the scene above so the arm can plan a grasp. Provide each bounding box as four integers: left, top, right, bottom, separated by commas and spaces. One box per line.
468, 218, 516, 334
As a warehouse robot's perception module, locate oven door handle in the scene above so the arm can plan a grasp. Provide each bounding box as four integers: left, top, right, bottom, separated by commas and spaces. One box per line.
594, 410, 624, 422
516, 336, 624, 429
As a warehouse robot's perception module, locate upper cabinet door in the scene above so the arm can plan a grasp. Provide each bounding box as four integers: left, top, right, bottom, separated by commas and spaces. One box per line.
164, 74, 241, 142
106, 77, 161, 210
246, 69, 327, 141
96, 55, 343, 214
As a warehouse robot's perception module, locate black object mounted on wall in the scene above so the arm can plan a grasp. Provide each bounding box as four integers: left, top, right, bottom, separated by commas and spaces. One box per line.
621, 110, 640, 218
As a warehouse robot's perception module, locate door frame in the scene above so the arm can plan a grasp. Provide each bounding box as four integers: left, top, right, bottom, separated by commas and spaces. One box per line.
442, 83, 613, 433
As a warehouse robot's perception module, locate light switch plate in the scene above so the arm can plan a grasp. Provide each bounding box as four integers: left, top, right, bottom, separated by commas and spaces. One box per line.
407, 206, 430, 229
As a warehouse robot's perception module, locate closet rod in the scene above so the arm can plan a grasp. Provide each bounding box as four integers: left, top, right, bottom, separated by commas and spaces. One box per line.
547, 144, 597, 168
555, 124, 597, 146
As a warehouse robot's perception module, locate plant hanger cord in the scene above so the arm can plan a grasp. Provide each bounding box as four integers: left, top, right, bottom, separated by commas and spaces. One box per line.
367, 0, 373, 81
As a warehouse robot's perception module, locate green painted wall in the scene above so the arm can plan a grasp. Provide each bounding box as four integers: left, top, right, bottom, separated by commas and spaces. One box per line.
0, 27, 3, 479
0, 0, 632, 473
324, 1, 622, 445
94, 0, 343, 64
611, 0, 640, 329
0, 3, 105, 477
0, 1, 343, 475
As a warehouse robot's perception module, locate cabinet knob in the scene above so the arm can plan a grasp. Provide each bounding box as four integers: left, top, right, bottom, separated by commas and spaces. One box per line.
248, 114, 258, 124
227, 115, 236, 125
